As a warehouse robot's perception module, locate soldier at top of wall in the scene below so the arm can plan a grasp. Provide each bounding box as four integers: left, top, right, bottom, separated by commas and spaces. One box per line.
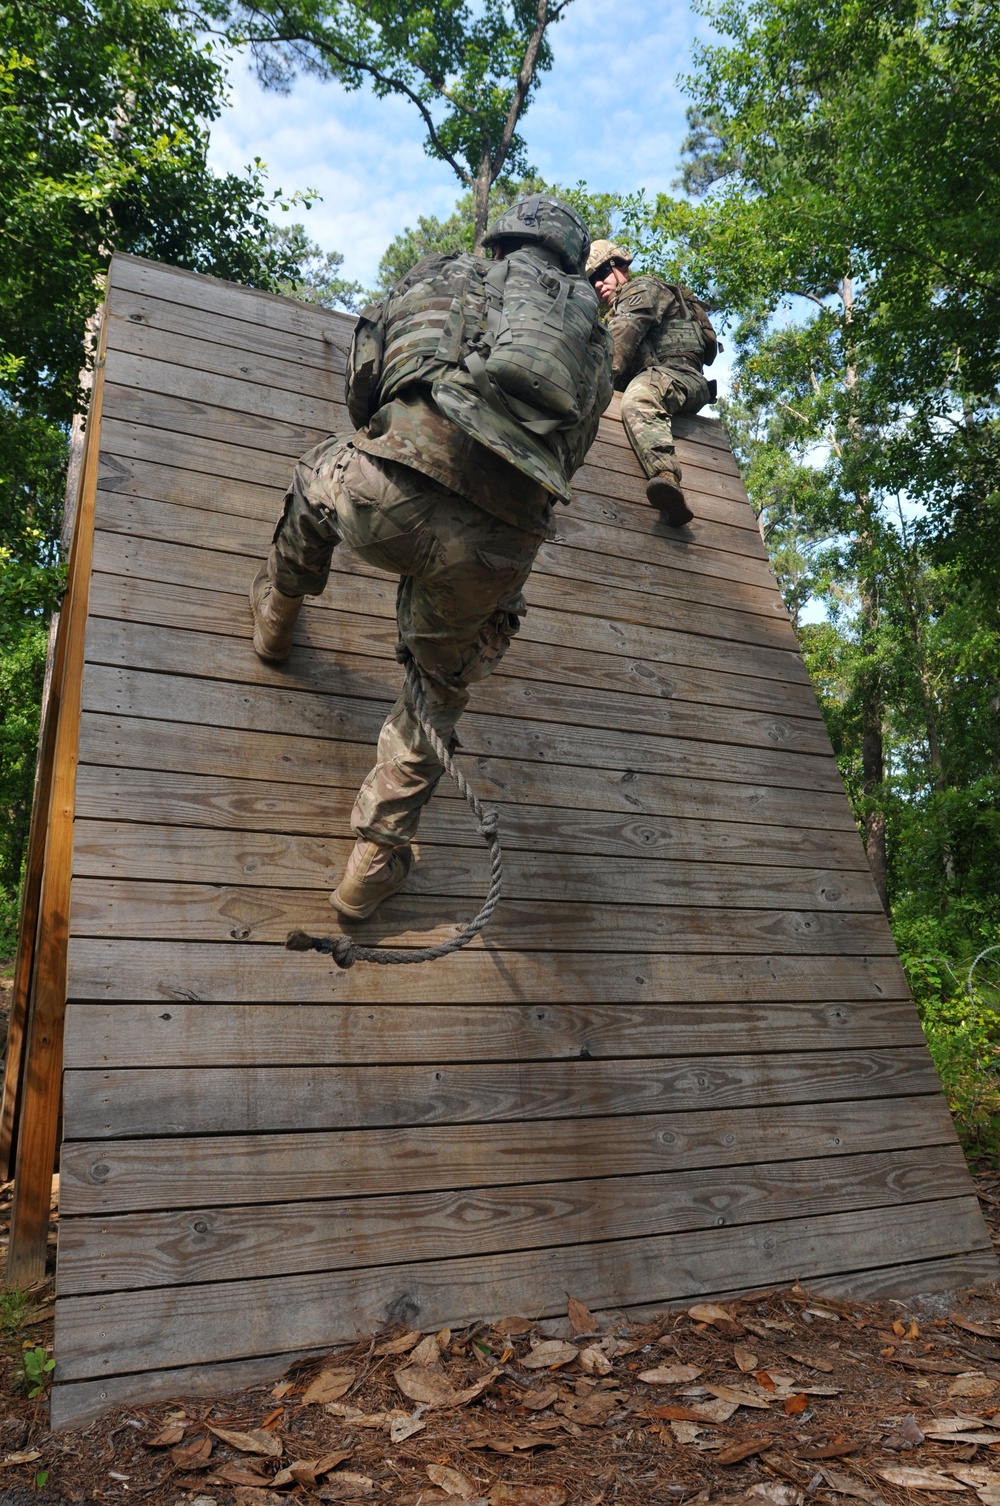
586, 239, 719, 528
250, 195, 614, 921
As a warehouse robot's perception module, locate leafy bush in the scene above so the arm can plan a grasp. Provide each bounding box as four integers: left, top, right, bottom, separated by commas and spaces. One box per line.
895, 908, 1000, 1164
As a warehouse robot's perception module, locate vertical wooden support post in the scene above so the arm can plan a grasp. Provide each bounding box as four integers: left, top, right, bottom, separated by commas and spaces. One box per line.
5, 306, 107, 1287
0, 612, 61, 1178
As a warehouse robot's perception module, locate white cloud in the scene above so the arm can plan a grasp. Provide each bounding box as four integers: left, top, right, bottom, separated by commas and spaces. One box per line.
207, 0, 712, 287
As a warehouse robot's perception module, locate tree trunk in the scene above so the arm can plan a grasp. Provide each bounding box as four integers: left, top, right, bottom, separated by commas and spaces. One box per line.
472, 144, 492, 254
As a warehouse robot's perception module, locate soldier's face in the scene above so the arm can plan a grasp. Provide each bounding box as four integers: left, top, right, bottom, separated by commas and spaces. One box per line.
591, 263, 629, 305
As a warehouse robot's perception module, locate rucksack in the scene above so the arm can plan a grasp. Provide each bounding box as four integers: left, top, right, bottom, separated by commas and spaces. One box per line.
346, 249, 603, 437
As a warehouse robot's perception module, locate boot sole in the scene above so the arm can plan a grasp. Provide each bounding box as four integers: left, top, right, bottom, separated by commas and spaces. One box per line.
646, 478, 694, 527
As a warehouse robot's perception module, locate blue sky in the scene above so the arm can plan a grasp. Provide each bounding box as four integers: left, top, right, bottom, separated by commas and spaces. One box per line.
207, 0, 710, 291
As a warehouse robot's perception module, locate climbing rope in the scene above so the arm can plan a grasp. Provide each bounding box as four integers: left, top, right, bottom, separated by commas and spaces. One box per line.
285, 651, 503, 969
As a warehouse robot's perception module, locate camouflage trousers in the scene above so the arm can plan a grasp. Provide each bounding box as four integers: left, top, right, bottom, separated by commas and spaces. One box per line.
269, 436, 540, 847
620, 365, 711, 480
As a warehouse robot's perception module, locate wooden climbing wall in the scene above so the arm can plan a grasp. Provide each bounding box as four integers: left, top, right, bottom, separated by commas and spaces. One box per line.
43, 254, 995, 1427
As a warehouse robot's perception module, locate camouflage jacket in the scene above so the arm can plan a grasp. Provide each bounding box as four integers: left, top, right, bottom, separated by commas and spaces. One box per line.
608, 274, 714, 388
349, 249, 613, 535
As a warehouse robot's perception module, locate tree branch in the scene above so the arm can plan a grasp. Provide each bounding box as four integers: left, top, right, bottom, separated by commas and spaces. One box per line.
489, 0, 571, 179
240, 17, 472, 184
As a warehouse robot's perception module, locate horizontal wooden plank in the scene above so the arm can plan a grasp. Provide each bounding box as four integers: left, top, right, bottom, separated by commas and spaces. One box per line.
82, 620, 829, 763
72, 771, 863, 867
89, 529, 808, 685
53, 1196, 991, 1380
103, 351, 343, 438
76, 713, 860, 832
56, 1143, 967, 1296
107, 289, 347, 380
78, 663, 845, 798
57, 1094, 958, 1215
92, 480, 789, 625
70, 822, 881, 917
64, 1047, 938, 1137
96, 442, 780, 592
50, 1242, 1000, 1432
62, 996, 922, 1070
87, 570, 818, 723
65, 937, 911, 1006
109, 253, 349, 349
68, 874, 897, 952
102, 379, 336, 463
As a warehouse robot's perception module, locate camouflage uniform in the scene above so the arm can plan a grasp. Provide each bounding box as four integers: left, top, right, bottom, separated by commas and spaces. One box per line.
268, 244, 612, 850
607, 275, 714, 480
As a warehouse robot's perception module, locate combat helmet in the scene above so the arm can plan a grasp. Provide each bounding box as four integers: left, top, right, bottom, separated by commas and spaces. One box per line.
586, 239, 634, 278
482, 194, 591, 275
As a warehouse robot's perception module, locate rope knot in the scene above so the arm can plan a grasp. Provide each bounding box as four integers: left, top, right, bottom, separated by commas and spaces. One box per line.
332, 936, 357, 969
394, 643, 410, 664
479, 808, 499, 840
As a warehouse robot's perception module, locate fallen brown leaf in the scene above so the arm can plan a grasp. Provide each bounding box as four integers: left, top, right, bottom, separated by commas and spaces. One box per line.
147, 1424, 186, 1447
567, 1295, 595, 1335
0, 1450, 42, 1467
521, 1340, 579, 1371
373, 1330, 423, 1357
705, 1383, 772, 1410
209, 1426, 282, 1458
877, 1466, 967, 1491
579, 1345, 613, 1376
498, 1317, 536, 1335
410, 1332, 444, 1366
688, 1303, 734, 1325
301, 1367, 356, 1404
890, 1355, 968, 1374
950, 1374, 999, 1398
427, 1462, 479, 1497
395, 1363, 502, 1408
316, 1470, 375, 1499
716, 1437, 771, 1465
734, 1346, 758, 1373
488, 1486, 566, 1505
636, 1364, 703, 1384
555, 1390, 617, 1426
170, 1435, 213, 1469
212, 1464, 272, 1487
784, 1393, 809, 1415
467, 1433, 561, 1454
951, 1315, 1000, 1341
520, 1386, 561, 1411
817, 1467, 883, 1503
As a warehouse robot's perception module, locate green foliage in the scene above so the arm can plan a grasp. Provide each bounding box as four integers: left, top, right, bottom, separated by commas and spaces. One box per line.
0, 0, 317, 959
207, 0, 581, 244
896, 921, 1000, 1164
266, 224, 364, 311
372, 175, 623, 294
0, 1288, 35, 1338
19, 1345, 54, 1399
0, 623, 48, 960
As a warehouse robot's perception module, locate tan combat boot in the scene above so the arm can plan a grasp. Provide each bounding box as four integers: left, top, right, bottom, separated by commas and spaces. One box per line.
646, 461, 694, 528
250, 563, 303, 662
331, 840, 412, 920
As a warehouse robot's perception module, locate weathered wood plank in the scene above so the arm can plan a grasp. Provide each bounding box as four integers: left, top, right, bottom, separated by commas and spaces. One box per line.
56, 1144, 966, 1296
89, 530, 808, 684
81, 620, 828, 760
69, 821, 880, 915
78, 664, 845, 796
57, 1094, 958, 1214
86, 570, 818, 722
75, 714, 862, 830
73, 772, 863, 866
68, 873, 896, 952
63, 1047, 937, 1137
107, 293, 347, 381
53, 1197, 991, 1381
109, 253, 346, 349
95, 443, 781, 592
92, 484, 789, 623
62, 996, 922, 1070
65, 937, 910, 1006
51, 1240, 1000, 1431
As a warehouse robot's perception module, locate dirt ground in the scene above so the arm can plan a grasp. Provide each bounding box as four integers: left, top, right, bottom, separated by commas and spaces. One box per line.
1, 1176, 1000, 1506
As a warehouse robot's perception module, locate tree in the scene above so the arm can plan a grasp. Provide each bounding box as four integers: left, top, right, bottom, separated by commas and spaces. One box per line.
371, 175, 622, 295
205, 0, 579, 249
0, 0, 312, 956
266, 224, 364, 310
